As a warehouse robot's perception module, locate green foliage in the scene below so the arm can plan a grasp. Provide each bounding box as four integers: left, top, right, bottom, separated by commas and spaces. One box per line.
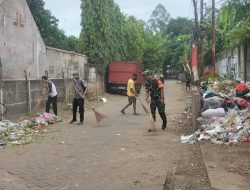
122, 16, 146, 61
163, 34, 191, 73
165, 17, 193, 36
27, 0, 80, 52
148, 3, 170, 33
143, 32, 166, 72
218, 0, 250, 48
80, 0, 126, 74
79, 1, 193, 75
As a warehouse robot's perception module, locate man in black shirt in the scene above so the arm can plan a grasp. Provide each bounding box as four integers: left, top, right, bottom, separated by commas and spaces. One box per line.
145, 72, 167, 132
69, 73, 87, 125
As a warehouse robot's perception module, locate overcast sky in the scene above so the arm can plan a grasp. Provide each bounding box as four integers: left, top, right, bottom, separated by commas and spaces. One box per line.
43, 0, 217, 37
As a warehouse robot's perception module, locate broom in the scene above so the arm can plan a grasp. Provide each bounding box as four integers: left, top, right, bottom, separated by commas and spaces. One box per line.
74, 87, 107, 123
148, 102, 156, 132
137, 97, 149, 114
32, 88, 47, 113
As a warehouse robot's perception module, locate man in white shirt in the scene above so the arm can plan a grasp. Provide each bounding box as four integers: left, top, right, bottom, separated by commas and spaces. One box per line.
42, 76, 58, 115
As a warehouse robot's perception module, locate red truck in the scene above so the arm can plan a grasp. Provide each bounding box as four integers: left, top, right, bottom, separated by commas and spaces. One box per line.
107, 61, 143, 94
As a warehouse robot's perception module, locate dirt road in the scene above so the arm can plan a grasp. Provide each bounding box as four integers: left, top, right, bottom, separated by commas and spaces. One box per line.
0, 80, 212, 190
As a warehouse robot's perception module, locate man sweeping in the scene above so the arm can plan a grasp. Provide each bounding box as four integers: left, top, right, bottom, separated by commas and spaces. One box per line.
120, 73, 139, 115
69, 73, 87, 125
144, 71, 167, 132
42, 76, 58, 116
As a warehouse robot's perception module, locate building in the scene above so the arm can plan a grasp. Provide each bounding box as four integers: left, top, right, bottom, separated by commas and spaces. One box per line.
0, 0, 102, 118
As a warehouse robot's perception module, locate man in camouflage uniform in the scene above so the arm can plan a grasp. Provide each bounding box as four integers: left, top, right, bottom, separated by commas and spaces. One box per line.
144, 71, 167, 132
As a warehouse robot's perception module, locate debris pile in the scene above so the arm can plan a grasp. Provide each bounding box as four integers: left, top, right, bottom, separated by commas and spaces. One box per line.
0, 113, 62, 149
182, 80, 250, 145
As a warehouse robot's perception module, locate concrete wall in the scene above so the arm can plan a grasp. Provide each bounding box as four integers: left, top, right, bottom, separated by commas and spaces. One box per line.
0, 0, 46, 79
46, 47, 88, 79
0, 0, 104, 118
0, 75, 103, 119
216, 45, 244, 80
216, 39, 250, 81
0, 0, 89, 80
246, 39, 250, 81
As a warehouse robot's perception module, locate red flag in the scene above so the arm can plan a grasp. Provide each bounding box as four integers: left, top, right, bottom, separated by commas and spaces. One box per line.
192, 44, 199, 81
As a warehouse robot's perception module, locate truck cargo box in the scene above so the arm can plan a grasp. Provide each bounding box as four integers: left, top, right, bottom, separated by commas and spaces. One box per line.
107, 61, 142, 93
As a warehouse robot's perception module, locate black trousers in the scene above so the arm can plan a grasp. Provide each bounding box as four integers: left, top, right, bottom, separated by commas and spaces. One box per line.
72, 98, 84, 122
46, 96, 57, 115
150, 99, 167, 126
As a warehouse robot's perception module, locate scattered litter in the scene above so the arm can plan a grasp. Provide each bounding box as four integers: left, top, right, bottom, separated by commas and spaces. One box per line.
0, 113, 62, 148
99, 97, 107, 103
181, 134, 196, 144
61, 141, 66, 144
115, 134, 121, 136
181, 79, 250, 145
120, 148, 126, 151
0, 142, 6, 149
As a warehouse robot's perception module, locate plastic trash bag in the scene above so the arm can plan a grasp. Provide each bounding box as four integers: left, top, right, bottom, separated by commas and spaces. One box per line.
232, 97, 250, 108
42, 112, 54, 122
201, 108, 226, 118
203, 96, 225, 109
181, 135, 196, 144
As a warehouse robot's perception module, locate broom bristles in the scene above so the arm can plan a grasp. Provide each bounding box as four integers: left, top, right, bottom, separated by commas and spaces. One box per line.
141, 103, 150, 114
92, 109, 107, 123
32, 97, 43, 113
148, 103, 156, 131
137, 98, 150, 114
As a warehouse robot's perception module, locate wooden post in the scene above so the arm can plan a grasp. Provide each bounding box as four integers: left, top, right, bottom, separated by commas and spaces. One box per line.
192, 91, 201, 130
0, 58, 3, 120
28, 80, 31, 114
24, 70, 31, 115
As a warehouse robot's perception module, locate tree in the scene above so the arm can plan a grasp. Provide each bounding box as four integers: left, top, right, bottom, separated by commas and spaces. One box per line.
165, 17, 193, 36
27, 0, 69, 49
163, 34, 191, 75
122, 16, 146, 61
148, 4, 170, 33
143, 31, 166, 72
80, 0, 127, 74
218, 0, 250, 48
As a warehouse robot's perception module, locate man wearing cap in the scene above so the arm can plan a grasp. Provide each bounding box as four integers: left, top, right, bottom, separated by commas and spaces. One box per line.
42, 76, 58, 115
120, 73, 139, 115
145, 71, 167, 132
69, 73, 87, 125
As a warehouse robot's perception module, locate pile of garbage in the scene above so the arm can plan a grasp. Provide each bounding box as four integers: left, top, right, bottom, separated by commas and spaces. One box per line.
0, 113, 62, 149
181, 80, 250, 145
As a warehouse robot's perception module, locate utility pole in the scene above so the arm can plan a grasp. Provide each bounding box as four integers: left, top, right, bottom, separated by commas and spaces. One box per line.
192, 0, 199, 41
211, 0, 216, 73
199, 0, 204, 76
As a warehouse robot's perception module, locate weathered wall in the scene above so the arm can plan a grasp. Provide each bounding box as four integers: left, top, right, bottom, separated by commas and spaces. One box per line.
0, 0, 104, 118
216, 39, 250, 81
246, 39, 250, 81
46, 47, 88, 79
0, 0, 89, 80
0, 0, 46, 79
216, 45, 244, 80
0, 74, 103, 119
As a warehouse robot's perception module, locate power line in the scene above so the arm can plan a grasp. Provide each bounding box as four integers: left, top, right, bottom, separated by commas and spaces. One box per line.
0, 0, 8, 8
206, 0, 226, 8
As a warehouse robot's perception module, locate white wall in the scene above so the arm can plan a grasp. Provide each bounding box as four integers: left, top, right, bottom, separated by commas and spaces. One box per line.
0, 0, 46, 79
46, 47, 88, 79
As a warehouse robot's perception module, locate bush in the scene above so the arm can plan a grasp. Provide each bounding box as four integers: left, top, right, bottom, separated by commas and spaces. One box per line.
201, 71, 220, 81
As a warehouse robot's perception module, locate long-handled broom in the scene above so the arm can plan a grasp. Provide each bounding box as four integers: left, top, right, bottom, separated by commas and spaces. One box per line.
32, 88, 47, 113
148, 102, 156, 132
137, 97, 149, 114
74, 87, 107, 123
